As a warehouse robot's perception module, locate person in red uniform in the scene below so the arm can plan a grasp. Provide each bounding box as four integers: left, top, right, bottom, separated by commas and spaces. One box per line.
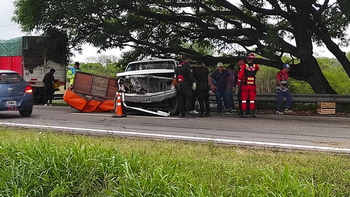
276, 64, 293, 114
237, 53, 259, 118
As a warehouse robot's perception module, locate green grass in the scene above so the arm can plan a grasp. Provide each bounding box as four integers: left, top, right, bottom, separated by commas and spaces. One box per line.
51, 100, 69, 106
0, 127, 350, 196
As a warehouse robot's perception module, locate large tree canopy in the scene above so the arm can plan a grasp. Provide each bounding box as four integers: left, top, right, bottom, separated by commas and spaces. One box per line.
13, 0, 350, 93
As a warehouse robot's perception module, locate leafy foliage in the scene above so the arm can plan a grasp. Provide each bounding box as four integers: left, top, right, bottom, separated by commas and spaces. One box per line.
74, 63, 119, 78
322, 66, 350, 95
256, 66, 279, 93
255, 56, 350, 94
256, 65, 313, 94
13, 0, 350, 93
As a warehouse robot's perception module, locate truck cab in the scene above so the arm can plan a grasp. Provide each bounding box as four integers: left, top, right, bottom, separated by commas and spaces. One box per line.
117, 59, 179, 115
0, 36, 67, 103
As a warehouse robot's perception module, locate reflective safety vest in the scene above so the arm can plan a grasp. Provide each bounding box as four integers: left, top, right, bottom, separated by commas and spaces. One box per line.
67, 67, 81, 85
277, 70, 288, 88
242, 64, 257, 85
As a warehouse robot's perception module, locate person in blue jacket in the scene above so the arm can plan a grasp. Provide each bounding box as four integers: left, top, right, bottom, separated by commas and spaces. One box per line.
67, 62, 81, 86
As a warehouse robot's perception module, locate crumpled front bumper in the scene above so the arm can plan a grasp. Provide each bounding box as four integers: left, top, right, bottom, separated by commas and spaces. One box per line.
124, 89, 177, 103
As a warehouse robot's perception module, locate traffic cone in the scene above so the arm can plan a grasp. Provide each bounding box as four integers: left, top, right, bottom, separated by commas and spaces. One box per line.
113, 92, 126, 118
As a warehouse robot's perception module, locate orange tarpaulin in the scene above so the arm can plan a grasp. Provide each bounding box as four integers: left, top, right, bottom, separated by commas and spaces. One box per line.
63, 89, 115, 112
82, 99, 101, 113
95, 100, 115, 113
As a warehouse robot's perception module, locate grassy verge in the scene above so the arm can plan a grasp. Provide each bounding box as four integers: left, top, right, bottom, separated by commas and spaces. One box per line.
0, 127, 349, 196
52, 100, 69, 106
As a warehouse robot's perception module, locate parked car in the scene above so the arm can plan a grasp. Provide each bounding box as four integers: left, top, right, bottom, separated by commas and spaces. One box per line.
117, 59, 178, 115
0, 70, 34, 117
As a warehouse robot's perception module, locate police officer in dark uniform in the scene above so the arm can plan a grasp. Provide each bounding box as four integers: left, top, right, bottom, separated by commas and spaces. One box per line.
193, 59, 210, 117
177, 55, 196, 118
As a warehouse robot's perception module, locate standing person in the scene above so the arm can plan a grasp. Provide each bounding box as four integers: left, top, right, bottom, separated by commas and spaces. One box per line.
236, 60, 245, 115
209, 62, 231, 115
276, 64, 293, 114
190, 64, 199, 115
43, 68, 55, 106
193, 59, 211, 117
67, 62, 81, 86
177, 55, 196, 118
227, 63, 237, 113
237, 53, 260, 118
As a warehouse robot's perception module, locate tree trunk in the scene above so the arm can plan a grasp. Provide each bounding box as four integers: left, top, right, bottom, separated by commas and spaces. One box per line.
301, 56, 337, 94
290, 2, 337, 94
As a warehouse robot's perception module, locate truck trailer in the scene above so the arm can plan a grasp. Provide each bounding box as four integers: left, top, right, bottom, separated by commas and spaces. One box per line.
0, 36, 67, 103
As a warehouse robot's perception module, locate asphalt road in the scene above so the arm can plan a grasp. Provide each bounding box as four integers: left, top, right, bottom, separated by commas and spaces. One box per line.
1, 105, 350, 152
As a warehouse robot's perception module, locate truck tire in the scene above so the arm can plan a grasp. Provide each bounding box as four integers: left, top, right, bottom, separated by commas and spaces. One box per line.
33, 87, 45, 104
167, 95, 179, 115
19, 108, 33, 117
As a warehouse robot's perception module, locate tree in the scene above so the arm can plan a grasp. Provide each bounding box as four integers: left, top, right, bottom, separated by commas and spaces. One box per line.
338, 0, 350, 20
13, 0, 350, 93
78, 62, 118, 78
84, 55, 119, 66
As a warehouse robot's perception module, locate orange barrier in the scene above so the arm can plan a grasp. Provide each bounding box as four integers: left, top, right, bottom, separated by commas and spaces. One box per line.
63, 89, 114, 112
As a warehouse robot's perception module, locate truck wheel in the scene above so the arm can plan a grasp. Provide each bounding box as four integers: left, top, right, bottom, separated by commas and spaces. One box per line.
19, 108, 33, 117
33, 87, 45, 104
167, 96, 179, 115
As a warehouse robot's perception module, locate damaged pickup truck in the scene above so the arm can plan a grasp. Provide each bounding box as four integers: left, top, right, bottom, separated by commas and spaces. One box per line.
117, 59, 179, 115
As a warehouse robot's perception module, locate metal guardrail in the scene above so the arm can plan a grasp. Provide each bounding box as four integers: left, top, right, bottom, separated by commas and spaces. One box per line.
209, 93, 350, 103
56, 91, 350, 104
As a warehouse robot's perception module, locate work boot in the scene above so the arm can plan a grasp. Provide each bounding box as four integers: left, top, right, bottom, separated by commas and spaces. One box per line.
250, 110, 256, 118
197, 113, 205, 118
206, 111, 211, 117
237, 109, 242, 115
185, 111, 196, 118
240, 111, 246, 118
179, 112, 185, 118
190, 110, 199, 115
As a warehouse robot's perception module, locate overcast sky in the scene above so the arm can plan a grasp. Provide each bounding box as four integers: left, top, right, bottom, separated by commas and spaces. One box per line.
0, 0, 122, 63
0, 0, 349, 62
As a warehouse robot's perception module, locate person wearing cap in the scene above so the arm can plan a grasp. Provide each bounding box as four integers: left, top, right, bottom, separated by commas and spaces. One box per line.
209, 62, 231, 115
236, 60, 246, 115
237, 53, 260, 118
193, 59, 211, 117
276, 64, 293, 114
177, 55, 196, 118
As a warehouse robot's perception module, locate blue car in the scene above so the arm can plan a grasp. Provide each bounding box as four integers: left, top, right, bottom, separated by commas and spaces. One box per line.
0, 70, 34, 117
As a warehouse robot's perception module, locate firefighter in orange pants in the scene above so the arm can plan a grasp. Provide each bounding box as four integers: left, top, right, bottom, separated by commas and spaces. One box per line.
237, 53, 259, 118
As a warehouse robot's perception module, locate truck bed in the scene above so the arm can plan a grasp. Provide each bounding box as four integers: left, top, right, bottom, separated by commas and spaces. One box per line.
72, 72, 119, 100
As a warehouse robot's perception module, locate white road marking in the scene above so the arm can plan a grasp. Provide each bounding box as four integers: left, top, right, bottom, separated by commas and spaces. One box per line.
70, 113, 114, 117
1, 122, 350, 152
70, 113, 181, 120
